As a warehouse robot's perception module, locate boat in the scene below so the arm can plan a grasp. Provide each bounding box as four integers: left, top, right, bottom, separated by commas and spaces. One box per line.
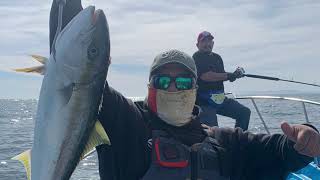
229, 94, 320, 179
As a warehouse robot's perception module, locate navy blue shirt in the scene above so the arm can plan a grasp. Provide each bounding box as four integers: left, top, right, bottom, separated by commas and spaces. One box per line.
192, 51, 226, 92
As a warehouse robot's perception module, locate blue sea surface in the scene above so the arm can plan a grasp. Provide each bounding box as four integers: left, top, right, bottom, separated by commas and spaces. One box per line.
0, 93, 319, 179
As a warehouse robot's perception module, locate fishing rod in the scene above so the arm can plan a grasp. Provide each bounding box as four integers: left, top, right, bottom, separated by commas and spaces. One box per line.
244, 74, 320, 88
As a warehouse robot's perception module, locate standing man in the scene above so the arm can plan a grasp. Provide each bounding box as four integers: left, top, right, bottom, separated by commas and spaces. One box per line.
193, 31, 251, 130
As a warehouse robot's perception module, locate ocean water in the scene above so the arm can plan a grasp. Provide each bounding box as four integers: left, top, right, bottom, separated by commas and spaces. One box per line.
0, 93, 320, 179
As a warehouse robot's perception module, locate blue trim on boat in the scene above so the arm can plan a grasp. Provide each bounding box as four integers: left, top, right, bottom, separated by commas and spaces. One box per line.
287, 162, 320, 179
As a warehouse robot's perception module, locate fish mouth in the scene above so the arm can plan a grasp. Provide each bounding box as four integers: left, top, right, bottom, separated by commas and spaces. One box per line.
92, 9, 105, 25
89, 6, 110, 77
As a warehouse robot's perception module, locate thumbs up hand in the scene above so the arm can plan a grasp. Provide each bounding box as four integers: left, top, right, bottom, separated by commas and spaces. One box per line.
281, 122, 320, 157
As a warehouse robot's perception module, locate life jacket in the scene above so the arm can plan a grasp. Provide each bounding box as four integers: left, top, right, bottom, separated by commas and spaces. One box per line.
142, 130, 231, 180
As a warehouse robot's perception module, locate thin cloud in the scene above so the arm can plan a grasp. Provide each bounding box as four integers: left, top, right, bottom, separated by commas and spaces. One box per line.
0, 0, 319, 98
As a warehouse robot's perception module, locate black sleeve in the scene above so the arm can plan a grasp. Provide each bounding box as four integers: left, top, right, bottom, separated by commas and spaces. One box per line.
96, 83, 150, 179
213, 127, 313, 179
49, 0, 83, 52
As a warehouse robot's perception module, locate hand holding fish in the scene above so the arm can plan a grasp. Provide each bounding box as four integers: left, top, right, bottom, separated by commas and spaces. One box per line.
281, 122, 320, 157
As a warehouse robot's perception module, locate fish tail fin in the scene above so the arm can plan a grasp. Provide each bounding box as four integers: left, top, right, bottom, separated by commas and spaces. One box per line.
81, 121, 111, 159
13, 54, 47, 75
12, 149, 31, 180
30, 54, 48, 64
13, 65, 45, 75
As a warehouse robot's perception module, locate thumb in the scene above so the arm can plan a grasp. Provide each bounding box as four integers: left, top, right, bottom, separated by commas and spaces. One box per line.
281, 122, 297, 142
201, 124, 210, 129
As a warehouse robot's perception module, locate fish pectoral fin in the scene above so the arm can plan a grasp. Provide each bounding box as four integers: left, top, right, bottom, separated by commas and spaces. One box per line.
13, 65, 45, 75
12, 149, 31, 180
30, 54, 48, 64
81, 120, 111, 159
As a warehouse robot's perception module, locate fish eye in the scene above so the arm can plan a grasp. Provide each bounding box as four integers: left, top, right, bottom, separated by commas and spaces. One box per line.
91, 48, 97, 54
88, 43, 99, 60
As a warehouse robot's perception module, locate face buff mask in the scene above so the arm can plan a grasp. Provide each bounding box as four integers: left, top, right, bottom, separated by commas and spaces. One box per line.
148, 87, 197, 127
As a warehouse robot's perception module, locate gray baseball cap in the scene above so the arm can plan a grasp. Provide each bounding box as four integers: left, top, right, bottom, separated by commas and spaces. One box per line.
149, 49, 197, 79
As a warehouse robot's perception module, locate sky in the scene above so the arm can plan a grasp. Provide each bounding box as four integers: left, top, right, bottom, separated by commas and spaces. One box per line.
0, 0, 320, 99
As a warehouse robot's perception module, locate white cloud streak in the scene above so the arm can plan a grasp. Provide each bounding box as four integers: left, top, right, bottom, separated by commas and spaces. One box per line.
1, 0, 320, 98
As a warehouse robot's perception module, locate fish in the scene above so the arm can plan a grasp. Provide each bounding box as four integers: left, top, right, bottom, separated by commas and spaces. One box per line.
12, 1, 111, 179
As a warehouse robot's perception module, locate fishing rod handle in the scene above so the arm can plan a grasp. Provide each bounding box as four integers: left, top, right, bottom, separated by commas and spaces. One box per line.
244, 74, 279, 81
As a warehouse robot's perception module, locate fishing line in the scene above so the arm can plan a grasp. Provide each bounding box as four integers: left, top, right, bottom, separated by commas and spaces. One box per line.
244, 74, 320, 88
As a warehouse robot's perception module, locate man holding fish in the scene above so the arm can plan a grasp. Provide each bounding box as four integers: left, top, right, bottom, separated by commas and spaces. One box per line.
12, 0, 320, 179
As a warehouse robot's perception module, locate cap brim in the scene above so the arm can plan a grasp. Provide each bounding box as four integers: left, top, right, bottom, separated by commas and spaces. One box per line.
151, 61, 197, 78
199, 36, 213, 42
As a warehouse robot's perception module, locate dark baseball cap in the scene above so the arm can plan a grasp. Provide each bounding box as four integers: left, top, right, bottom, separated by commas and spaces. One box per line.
149, 49, 197, 79
197, 31, 214, 42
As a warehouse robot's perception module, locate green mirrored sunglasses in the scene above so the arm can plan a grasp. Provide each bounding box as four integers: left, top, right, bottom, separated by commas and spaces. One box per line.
152, 75, 194, 90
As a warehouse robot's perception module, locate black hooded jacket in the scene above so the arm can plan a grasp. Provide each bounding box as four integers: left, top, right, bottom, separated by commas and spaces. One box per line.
96, 84, 313, 180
